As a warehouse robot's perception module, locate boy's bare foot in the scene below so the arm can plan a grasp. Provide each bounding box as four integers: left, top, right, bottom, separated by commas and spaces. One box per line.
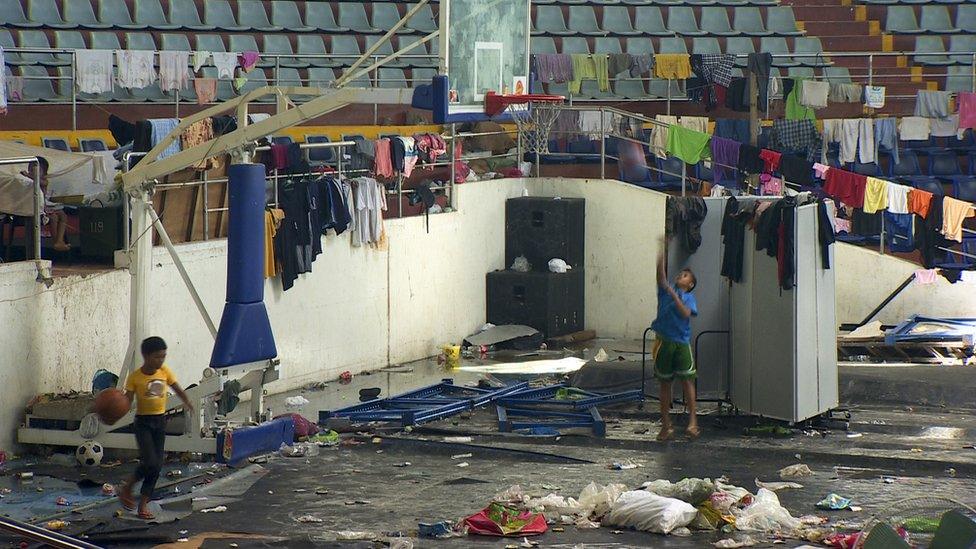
656, 426, 675, 441
686, 425, 701, 440
137, 507, 155, 520
53, 242, 71, 252
119, 486, 135, 511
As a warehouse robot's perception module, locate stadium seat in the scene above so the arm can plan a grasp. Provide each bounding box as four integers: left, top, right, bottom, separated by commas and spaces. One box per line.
824, 66, 852, 83
592, 0, 621, 5
562, 37, 590, 55
264, 35, 306, 69
129, 79, 168, 102
229, 35, 272, 66
788, 66, 815, 78
97, 0, 145, 29
725, 37, 756, 66
693, 37, 722, 54
852, 161, 881, 176
269, 1, 312, 32
20, 66, 58, 101
794, 37, 832, 67
659, 37, 689, 54
364, 35, 405, 67
305, 135, 336, 166
339, 3, 380, 34
169, 0, 214, 31
948, 35, 976, 64
733, 7, 772, 36
668, 7, 707, 36
372, 4, 409, 34
957, 5, 976, 33
195, 34, 227, 55
274, 67, 303, 87
43, 137, 71, 151
203, 0, 249, 32
658, 156, 687, 189
64, 0, 111, 29
602, 7, 641, 36
54, 30, 87, 64
766, 7, 803, 36
945, 66, 974, 93
28, 0, 78, 29
914, 36, 953, 66
377, 68, 407, 89
886, 6, 925, 34
580, 77, 615, 100
890, 149, 923, 177
125, 32, 156, 51
397, 36, 433, 67
238, 0, 283, 32
406, 4, 437, 33
1, 0, 43, 28
80, 138, 108, 152
304, 2, 348, 33
569, 6, 607, 36
90, 31, 122, 51
332, 36, 363, 66
634, 7, 673, 37
929, 150, 971, 185
955, 178, 976, 202
201, 68, 235, 101
133, 0, 179, 30
0, 31, 29, 65
594, 37, 623, 55
613, 76, 647, 99
271, 136, 294, 147
911, 177, 945, 196
308, 67, 336, 88
297, 35, 335, 67
920, 5, 959, 34
160, 33, 191, 51
701, 7, 740, 36
18, 30, 69, 66
626, 37, 655, 55
534, 6, 574, 36
411, 67, 436, 88
761, 37, 799, 67
531, 37, 557, 55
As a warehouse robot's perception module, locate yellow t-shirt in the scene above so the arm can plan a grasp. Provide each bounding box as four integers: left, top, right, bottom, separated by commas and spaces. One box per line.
863, 177, 889, 214
124, 365, 177, 416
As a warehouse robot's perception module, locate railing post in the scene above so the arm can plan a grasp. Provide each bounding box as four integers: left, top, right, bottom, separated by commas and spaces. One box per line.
202, 170, 209, 241
680, 161, 686, 198
972, 53, 975, 92
599, 107, 606, 179
32, 165, 41, 260
71, 51, 77, 131
868, 53, 874, 87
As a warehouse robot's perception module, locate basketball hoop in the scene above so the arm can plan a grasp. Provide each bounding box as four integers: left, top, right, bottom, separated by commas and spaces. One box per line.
484, 91, 565, 155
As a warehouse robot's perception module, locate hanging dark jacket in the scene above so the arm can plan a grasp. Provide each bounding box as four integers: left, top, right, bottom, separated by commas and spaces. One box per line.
666, 196, 708, 253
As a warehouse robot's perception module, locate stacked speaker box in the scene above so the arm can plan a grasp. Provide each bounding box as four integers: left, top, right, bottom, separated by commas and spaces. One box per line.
487, 197, 585, 338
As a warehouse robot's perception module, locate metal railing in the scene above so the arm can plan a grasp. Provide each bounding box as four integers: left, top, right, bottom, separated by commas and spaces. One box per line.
0, 156, 43, 262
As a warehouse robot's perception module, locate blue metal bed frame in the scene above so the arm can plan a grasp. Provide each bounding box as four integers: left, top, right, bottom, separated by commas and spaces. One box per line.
494, 383, 643, 436
884, 316, 976, 345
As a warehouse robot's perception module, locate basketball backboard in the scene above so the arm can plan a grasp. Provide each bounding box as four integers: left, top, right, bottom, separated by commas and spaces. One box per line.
432, 0, 531, 123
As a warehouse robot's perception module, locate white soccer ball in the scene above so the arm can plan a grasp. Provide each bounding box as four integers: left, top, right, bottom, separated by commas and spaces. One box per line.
76, 441, 104, 467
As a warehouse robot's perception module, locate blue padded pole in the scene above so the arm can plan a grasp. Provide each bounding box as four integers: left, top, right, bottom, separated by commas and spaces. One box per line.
210, 163, 278, 368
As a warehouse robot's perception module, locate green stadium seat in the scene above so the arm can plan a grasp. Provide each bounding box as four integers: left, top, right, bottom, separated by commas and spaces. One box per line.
339, 3, 379, 34
297, 35, 336, 67
203, 0, 249, 32
99, 0, 146, 30
886, 6, 925, 35
19, 30, 70, 66
264, 35, 306, 68
305, 2, 348, 33
701, 7, 740, 36
28, 0, 78, 29
271, 1, 313, 33
133, 0, 179, 30
602, 7, 641, 36
169, 0, 214, 31
568, 6, 608, 36
406, 4, 436, 33
767, 7, 804, 36
64, 0, 112, 29
914, 36, 953, 66
372, 3, 410, 34
920, 5, 959, 34
534, 6, 574, 36
1, 0, 43, 28
668, 7, 707, 36
634, 6, 673, 37
733, 7, 772, 36
238, 0, 283, 32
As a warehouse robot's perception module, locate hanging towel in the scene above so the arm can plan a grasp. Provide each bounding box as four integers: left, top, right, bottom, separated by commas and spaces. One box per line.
568, 54, 609, 94
813, 163, 831, 180
746, 53, 772, 108
373, 138, 394, 178
930, 114, 963, 139
533, 54, 573, 84
654, 53, 692, 80
75, 49, 114, 94
759, 149, 782, 174
779, 155, 814, 186
864, 85, 885, 109
710, 136, 740, 183
874, 117, 899, 165
629, 54, 653, 77
959, 92, 976, 130
115, 50, 155, 89
799, 80, 829, 109
823, 169, 867, 208
863, 177, 889, 214
238, 51, 260, 73
650, 115, 677, 159
828, 82, 862, 103
148, 118, 181, 160
898, 116, 931, 141
941, 196, 975, 242
212, 52, 238, 79
665, 125, 711, 165
5, 76, 22, 104
159, 51, 191, 91
857, 119, 875, 164
908, 188, 934, 219
194, 78, 217, 104
192, 51, 210, 73
608, 53, 632, 76
714, 119, 749, 143
913, 269, 938, 285
398, 136, 418, 177
914, 90, 952, 118
771, 119, 821, 161
887, 183, 910, 214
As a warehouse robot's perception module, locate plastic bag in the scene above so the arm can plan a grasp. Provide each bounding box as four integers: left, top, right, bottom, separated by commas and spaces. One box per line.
494, 485, 526, 504
642, 478, 717, 505
284, 395, 310, 409
511, 256, 531, 273
732, 488, 801, 533
603, 490, 698, 534
524, 494, 581, 515
715, 479, 751, 501
755, 478, 804, 491
578, 482, 627, 520
548, 258, 572, 273
779, 464, 814, 479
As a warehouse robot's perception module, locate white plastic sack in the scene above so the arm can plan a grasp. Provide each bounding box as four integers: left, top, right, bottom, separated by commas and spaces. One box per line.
493, 485, 526, 504
732, 488, 801, 533
524, 494, 581, 515
642, 478, 717, 505
578, 482, 627, 520
511, 255, 531, 272
284, 395, 309, 409
604, 490, 698, 534
715, 479, 751, 501
548, 258, 571, 273
779, 464, 814, 479
755, 478, 804, 491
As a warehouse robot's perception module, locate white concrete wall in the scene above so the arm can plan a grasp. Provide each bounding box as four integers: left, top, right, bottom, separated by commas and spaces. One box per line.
834, 243, 976, 325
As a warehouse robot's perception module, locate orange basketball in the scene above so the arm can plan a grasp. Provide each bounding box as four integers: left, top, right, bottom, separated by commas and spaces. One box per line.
93, 388, 130, 425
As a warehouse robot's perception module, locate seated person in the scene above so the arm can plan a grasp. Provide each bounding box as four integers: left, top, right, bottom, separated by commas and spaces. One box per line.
0, 157, 70, 252
33, 158, 71, 252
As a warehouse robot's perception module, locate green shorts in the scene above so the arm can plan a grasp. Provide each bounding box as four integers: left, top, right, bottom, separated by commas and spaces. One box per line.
652, 338, 696, 381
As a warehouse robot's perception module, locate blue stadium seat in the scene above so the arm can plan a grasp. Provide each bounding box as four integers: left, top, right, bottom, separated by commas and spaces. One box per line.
365, 35, 405, 67
169, 0, 215, 31
332, 36, 363, 66
594, 37, 623, 55
602, 7, 641, 36
377, 68, 407, 89
890, 149, 923, 177
398, 36, 433, 67
305, 2, 348, 33
910, 177, 945, 196
1, 0, 43, 28
668, 7, 707, 36
954, 178, 976, 202
929, 150, 972, 185
732, 7, 772, 36
958, 5, 976, 33
305, 135, 336, 166
725, 37, 756, 66
693, 37, 722, 55
852, 161, 882, 176
43, 137, 71, 151
80, 138, 108, 151
531, 37, 557, 55
203, 0, 248, 32
64, 0, 112, 29
28, 0, 78, 29
658, 156, 687, 189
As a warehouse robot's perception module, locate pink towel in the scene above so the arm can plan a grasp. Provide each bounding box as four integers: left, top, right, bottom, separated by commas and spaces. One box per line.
959, 92, 976, 130
913, 269, 938, 285
238, 51, 260, 73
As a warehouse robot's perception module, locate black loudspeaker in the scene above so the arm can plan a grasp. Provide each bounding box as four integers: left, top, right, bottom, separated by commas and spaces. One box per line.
505, 197, 584, 271
79, 206, 123, 260
486, 269, 584, 338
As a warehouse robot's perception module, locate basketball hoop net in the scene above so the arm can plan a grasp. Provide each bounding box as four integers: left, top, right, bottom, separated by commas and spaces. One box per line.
484, 91, 565, 155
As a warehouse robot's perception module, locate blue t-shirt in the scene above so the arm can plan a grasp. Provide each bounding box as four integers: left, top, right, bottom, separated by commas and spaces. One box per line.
651, 285, 698, 344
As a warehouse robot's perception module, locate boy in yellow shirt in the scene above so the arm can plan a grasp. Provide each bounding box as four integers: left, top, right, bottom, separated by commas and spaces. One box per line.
119, 337, 194, 520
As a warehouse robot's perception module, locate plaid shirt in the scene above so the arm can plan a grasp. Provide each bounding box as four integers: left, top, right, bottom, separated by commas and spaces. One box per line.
772, 119, 822, 162
695, 54, 735, 87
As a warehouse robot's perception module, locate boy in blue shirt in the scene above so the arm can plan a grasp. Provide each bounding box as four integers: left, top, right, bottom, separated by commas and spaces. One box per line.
651, 237, 699, 441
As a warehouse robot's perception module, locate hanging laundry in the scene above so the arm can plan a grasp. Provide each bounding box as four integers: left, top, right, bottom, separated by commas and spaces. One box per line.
319, 176, 352, 235
913, 269, 938, 285
884, 211, 915, 252
736, 144, 764, 175
653, 53, 692, 80
665, 196, 708, 252
759, 149, 782, 174
238, 51, 260, 73
784, 78, 816, 121
747, 53, 772, 108
771, 119, 821, 161
0, 47, 7, 115
799, 80, 829, 109
398, 136, 418, 177
759, 173, 783, 196
194, 78, 217, 104
914, 90, 952, 118
817, 201, 836, 268
887, 183, 910, 214
779, 155, 814, 186
568, 54, 609, 94
874, 117, 899, 165
180, 118, 214, 169
689, 54, 734, 110
724, 78, 749, 112
350, 177, 386, 247
665, 125, 711, 165
629, 54, 653, 77
958, 92, 976, 130
898, 116, 931, 141
192, 51, 210, 73
608, 53, 632, 77
813, 162, 831, 180
823, 168, 867, 208
373, 138, 394, 178
578, 111, 615, 137
862, 177, 889, 214
115, 50, 155, 89
941, 196, 975, 242
917, 195, 949, 268
714, 119, 749, 143
864, 85, 885, 109
75, 49, 114, 94
6, 76, 23, 103
532, 54, 573, 84
413, 132, 447, 164
823, 119, 878, 164
679, 116, 709, 134
159, 51, 191, 92
211, 52, 238, 79
148, 118, 181, 160
908, 188, 934, 219
856, 119, 875, 164
233, 76, 247, 92
929, 114, 964, 139
828, 83, 862, 103
940, 268, 962, 284
650, 115, 677, 159
709, 136, 740, 184
720, 196, 749, 282
390, 137, 406, 173
265, 208, 285, 278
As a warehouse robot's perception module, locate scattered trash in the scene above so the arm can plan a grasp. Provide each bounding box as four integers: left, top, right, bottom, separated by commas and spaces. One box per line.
755, 478, 804, 491
745, 425, 792, 438
779, 464, 814, 479
947, 468, 957, 477
511, 256, 531, 273
593, 349, 609, 362
524, 494, 581, 516
733, 489, 801, 533
17, 472, 33, 480
201, 506, 227, 513
609, 461, 641, 471
295, 515, 323, 523
440, 344, 461, 368
315, 488, 329, 495
452, 453, 472, 460
910, 448, 923, 453
344, 500, 370, 505
714, 536, 757, 548
574, 517, 600, 529
578, 482, 627, 520
548, 258, 572, 273
816, 494, 853, 511
279, 443, 319, 458
339, 371, 353, 384
903, 515, 941, 533
846, 433, 863, 438
642, 478, 717, 505
462, 503, 548, 536
444, 436, 473, 444
603, 491, 698, 534
55, 496, 69, 506
276, 413, 320, 439
849, 506, 862, 512
309, 430, 340, 447
44, 520, 67, 531
166, 470, 183, 478
393, 462, 411, 468
389, 539, 414, 549
418, 521, 455, 538
456, 462, 470, 468
372, 437, 382, 444
284, 395, 310, 409
334, 531, 376, 540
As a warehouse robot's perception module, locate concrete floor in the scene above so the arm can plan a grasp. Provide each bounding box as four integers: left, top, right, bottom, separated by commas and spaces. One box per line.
5, 341, 976, 548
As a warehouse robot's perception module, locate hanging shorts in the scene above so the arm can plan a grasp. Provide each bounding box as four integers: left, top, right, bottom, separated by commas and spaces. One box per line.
652, 338, 696, 381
